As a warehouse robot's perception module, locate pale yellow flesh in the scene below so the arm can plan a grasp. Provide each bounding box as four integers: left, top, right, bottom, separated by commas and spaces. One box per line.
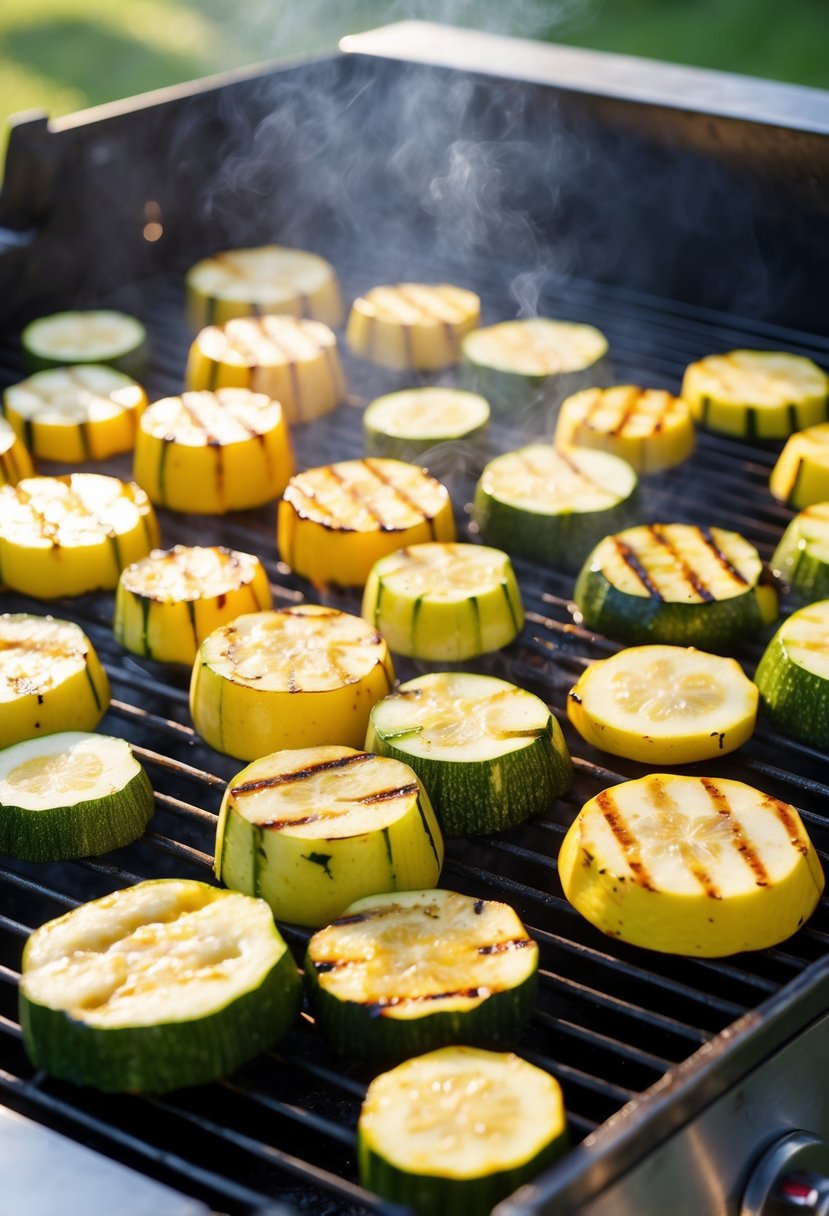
770, 425, 829, 509
590, 524, 763, 602
24, 312, 145, 362
463, 318, 607, 375
779, 601, 829, 679
683, 351, 829, 407
0, 732, 138, 810
347, 284, 480, 370
478, 444, 635, 513
363, 388, 490, 439
186, 245, 343, 329
554, 386, 694, 472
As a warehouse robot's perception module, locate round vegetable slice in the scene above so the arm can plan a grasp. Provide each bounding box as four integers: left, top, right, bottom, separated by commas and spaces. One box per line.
754, 600, 829, 748
0, 474, 160, 598
190, 605, 395, 760
363, 387, 490, 463
770, 423, 829, 510
772, 503, 829, 603
19, 878, 301, 1092
554, 385, 695, 472
567, 645, 758, 764
0, 416, 34, 486
215, 746, 444, 928
346, 283, 480, 370
558, 773, 824, 956
361, 543, 523, 662
681, 350, 829, 439
358, 1046, 569, 1216
0, 731, 153, 862
306, 889, 538, 1062
21, 311, 148, 378
0, 614, 110, 749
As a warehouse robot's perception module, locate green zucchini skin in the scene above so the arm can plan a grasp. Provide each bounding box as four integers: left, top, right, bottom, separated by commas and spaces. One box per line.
754, 625, 829, 749
461, 356, 611, 417
772, 513, 829, 604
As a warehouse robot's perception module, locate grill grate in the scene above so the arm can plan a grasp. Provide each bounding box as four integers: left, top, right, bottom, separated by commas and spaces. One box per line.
0, 254, 828, 1214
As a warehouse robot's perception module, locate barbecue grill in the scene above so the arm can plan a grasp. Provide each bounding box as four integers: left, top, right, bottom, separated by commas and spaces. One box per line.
1, 21, 829, 1216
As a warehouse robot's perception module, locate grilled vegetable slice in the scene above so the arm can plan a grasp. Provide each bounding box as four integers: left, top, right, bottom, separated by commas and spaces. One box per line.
132, 388, 292, 514
306, 889, 538, 1062
0, 416, 34, 486
362, 543, 523, 662
363, 387, 490, 463
4, 366, 147, 463
190, 605, 395, 761
21, 311, 148, 378
346, 283, 480, 371
681, 350, 829, 439
558, 773, 824, 956
0, 614, 110, 749
185, 315, 344, 425
554, 385, 695, 472
770, 423, 829, 509
358, 1046, 569, 1216
185, 244, 343, 332
0, 474, 160, 598
567, 645, 758, 764
0, 731, 153, 862
574, 523, 778, 650
473, 444, 637, 572
114, 545, 272, 665
366, 672, 571, 836
215, 746, 443, 928
754, 600, 829, 748
19, 878, 301, 1092
278, 458, 455, 588
772, 502, 829, 602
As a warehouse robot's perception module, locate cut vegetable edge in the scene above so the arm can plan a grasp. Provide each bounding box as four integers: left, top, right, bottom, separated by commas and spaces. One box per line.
21, 312, 148, 376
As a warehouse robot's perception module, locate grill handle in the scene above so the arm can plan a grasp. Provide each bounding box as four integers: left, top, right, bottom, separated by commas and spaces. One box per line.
742, 1132, 829, 1216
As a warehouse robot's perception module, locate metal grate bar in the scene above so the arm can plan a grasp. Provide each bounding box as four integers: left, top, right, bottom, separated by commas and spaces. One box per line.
221, 1077, 358, 1149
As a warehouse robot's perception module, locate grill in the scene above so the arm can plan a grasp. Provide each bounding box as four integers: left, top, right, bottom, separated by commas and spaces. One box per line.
1, 22, 829, 1216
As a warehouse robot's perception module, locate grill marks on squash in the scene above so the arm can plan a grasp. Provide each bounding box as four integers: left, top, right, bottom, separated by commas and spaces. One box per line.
285, 459, 445, 534
606, 524, 756, 602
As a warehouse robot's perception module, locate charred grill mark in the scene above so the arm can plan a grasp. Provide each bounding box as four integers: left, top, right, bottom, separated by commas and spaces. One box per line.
260, 813, 326, 831
649, 524, 715, 602
285, 478, 358, 533
555, 446, 607, 493
477, 938, 535, 954
356, 783, 419, 804
609, 387, 641, 437
651, 391, 674, 435
596, 790, 655, 890
762, 794, 810, 855
324, 463, 390, 530
701, 778, 771, 887
648, 776, 721, 899
366, 988, 486, 1014
363, 457, 438, 527
613, 537, 663, 599
231, 750, 373, 795
698, 526, 749, 586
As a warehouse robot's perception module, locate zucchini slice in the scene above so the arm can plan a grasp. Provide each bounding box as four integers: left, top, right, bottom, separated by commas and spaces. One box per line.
772, 502, 829, 602
21, 311, 148, 378
574, 523, 778, 650
363, 387, 490, 463
0, 473, 160, 598
0, 731, 153, 862
185, 244, 343, 332
114, 545, 272, 665
132, 388, 293, 514
190, 605, 395, 761
278, 458, 456, 588
366, 672, 571, 836
554, 385, 695, 473
754, 600, 829, 748
346, 283, 480, 371
681, 350, 829, 439
358, 1046, 569, 1216
185, 315, 344, 425
0, 416, 34, 486
558, 773, 824, 956
306, 889, 538, 1062
4, 366, 147, 463
362, 543, 523, 662
0, 614, 110, 749
567, 645, 758, 764
215, 746, 444, 928
19, 878, 301, 1092
770, 423, 829, 509
473, 444, 637, 572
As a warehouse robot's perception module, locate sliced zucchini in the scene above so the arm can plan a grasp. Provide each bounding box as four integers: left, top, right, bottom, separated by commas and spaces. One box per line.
772, 502, 829, 602
0, 614, 110, 749
558, 773, 824, 956
190, 605, 395, 761
363, 387, 490, 463
306, 889, 538, 1062
361, 543, 523, 662
0, 731, 153, 862
358, 1046, 569, 1216
4, 366, 147, 463
21, 311, 148, 378
278, 458, 456, 588
0, 473, 160, 599
754, 600, 829, 748
366, 672, 571, 836
19, 878, 301, 1092
114, 545, 272, 665
681, 350, 829, 439
770, 423, 829, 509
473, 443, 637, 572
0, 416, 34, 486
215, 745, 444, 928
554, 385, 695, 472
185, 314, 344, 425
567, 645, 758, 764
185, 244, 343, 332
346, 283, 480, 371
573, 523, 778, 650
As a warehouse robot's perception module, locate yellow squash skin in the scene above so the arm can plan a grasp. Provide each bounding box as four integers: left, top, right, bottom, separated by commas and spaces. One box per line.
682, 350, 829, 439
346, 283, 480, 370
770, 424, 829, 510
555, 385, 695, 473
0, 417, 35, 486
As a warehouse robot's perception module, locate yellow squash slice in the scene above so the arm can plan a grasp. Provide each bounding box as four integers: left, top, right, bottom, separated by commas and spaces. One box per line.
0, 474, 159, 598
558, 773, 824, 956
346, 283, 480, 370
278, 458, 455, 587
554, 385, 695, 472
114, 545, 272, 665
682, 350, 829, 439
190, 604, 395, 760
0, 416, 34, 486
770, 423, 829, 510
